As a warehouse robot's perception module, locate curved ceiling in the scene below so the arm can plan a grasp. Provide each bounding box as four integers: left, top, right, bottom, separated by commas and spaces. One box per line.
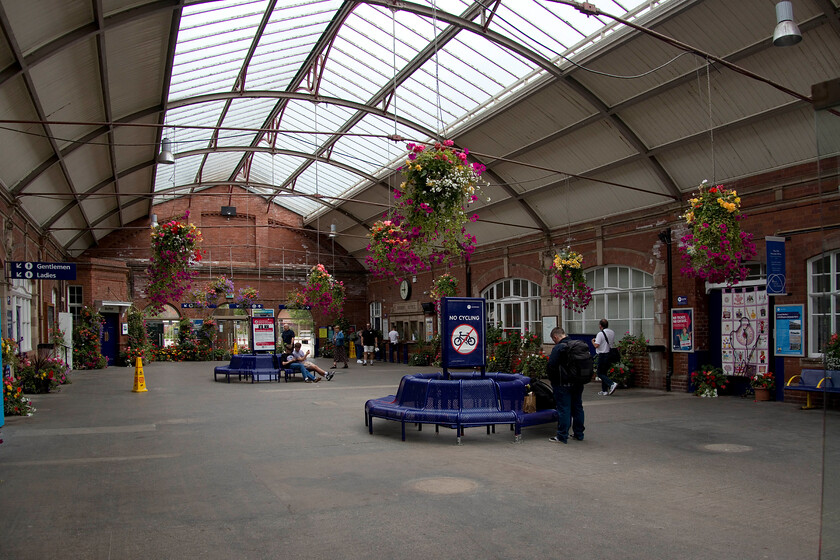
1, 0, 839, 261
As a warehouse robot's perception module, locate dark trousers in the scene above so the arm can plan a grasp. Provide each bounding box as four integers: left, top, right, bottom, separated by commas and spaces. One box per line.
552, 383, 584, 442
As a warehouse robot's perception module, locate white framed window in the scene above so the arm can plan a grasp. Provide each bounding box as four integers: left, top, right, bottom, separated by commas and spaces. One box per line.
10, 279, 33, 352
563, 266, 654, 336
68, 285, 83, 325
370, 301, 382, 333
807, 251, 840, 357
481, 278, 542, 338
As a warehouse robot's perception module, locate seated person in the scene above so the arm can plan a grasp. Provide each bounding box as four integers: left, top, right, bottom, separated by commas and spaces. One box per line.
291, 343, 332, 381
278, 351, 319, 383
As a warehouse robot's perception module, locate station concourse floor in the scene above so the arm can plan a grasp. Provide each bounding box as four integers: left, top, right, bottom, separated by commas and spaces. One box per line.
0, 358, 833, 560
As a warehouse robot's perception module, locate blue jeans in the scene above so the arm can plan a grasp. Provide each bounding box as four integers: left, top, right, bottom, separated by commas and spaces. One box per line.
290, 363, 314, 381
596, 354, 612, 392
553, 383, 584, 442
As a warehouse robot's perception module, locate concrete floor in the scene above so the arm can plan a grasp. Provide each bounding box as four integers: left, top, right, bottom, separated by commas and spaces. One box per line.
0, 358, 834, 560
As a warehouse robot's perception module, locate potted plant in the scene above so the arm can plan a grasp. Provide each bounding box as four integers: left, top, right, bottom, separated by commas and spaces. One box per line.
691, 365, 728, 398
677, 180, 757, 285
549, 247, 593, 312
823, 333, 840, 371
236, 286, 260, 308
750, 371, 775, 401
430, 273, 458, 302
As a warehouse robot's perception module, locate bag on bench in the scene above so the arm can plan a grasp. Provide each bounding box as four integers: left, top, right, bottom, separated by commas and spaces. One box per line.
529, 378, 556, 410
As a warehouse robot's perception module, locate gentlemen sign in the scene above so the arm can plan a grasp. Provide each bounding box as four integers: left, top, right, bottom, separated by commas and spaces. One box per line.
441, 297, 486, 369
9, 261, 76, 280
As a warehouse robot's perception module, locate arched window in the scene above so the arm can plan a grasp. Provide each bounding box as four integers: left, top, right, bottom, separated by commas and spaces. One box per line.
481, 278, 542, 338
808, 251, 840, 357
563, 266, 654, 336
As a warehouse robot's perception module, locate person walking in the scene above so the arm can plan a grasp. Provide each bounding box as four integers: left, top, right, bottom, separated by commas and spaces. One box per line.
592, 318, 618, 396
546, 326, 585, 444
360, 323, 378, 365
331, 325, 348, 369
388, 326, 399, 363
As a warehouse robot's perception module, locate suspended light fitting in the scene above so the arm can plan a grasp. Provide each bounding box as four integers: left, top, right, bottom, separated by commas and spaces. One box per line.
157, 138, 175, 164
773, 1, 802, 47
329, 223, 337, 238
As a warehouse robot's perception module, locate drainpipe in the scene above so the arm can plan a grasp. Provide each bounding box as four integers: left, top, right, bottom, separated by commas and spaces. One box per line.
659, 228, 673, 392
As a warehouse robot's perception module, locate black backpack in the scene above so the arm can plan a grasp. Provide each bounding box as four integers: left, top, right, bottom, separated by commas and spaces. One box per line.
563, 340, 594, 385
529, 378, 556, 410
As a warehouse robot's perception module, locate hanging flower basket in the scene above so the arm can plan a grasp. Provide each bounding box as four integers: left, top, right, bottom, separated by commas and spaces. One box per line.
430, 272, 458, 302
289, 264, 345, 318
204, 275, 235, 306
147, 211, 203, 312
549, 248, 593, 312
677, 181, 757, 285
236, 286, 260, 308
367, 140, 487, 279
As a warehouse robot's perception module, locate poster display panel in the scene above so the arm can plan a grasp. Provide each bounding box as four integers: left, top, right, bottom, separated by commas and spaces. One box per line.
721, 287, 769, 376
252, 308, 276, 352
774, 304, 804, 357
671, 308, 694, 353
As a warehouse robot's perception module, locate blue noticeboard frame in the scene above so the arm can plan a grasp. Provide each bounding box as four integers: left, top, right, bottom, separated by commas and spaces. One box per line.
441, 297, 485, 376
774, 304, 804, 357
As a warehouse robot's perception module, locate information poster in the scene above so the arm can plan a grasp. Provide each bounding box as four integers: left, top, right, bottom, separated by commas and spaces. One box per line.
441, 297, 485, 369
774, 304, 804, 357
542, 316, 558, 344
671, 308, 694, 353
721, 287, 768, 376
251, 309, 275, 352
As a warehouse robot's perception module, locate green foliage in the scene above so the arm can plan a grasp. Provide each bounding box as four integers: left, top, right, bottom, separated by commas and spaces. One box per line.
18, 355, 69, 393
617, 332, 648, 359
73, 306, 108, 369
520, 352, 548, 379
4, 377, 35, 416
691, 364, 728, 397
607, 361, 633, 388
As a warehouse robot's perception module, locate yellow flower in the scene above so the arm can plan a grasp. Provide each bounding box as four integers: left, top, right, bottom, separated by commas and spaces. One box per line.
685, 211, 694, 223
734, 197, 741, 204
414, 165, 421, 171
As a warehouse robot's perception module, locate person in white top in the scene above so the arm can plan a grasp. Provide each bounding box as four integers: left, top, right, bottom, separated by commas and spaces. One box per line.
388, 327, 399, 362
291, 342, 330, 381
591, 318, 618, 396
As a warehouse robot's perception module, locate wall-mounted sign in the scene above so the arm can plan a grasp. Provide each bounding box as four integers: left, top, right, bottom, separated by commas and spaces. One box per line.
9, 261, 77, 280
677, 295, 688, 305
441, 297, 486, 369
766, 236, 787, 295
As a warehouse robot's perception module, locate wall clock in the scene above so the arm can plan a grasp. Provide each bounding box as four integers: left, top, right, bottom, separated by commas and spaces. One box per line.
399, 279, 411, 300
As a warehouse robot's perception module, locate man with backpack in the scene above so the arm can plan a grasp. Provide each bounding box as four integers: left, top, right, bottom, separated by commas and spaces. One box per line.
546, 326, 591, 444
592, 318, 619, 396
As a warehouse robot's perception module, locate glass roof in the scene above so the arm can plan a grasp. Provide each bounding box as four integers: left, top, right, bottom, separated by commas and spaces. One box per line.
155, 0, 676, 221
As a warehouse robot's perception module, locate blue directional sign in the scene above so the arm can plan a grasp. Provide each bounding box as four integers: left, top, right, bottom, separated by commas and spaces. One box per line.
441, 297, 486, 370
9, 261, 76, 280
229, 303, 263, 309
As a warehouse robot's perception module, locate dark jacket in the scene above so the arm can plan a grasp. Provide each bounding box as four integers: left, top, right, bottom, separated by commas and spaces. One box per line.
547, 337, 570, 387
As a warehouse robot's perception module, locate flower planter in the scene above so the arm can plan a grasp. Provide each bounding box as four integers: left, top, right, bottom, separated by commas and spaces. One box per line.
754, 387, 771, 401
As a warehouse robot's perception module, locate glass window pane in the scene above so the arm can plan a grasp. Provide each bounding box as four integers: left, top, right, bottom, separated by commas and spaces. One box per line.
645, 293, 654, 318
595, 295, 605, 320
608, 267, 618, 287
633, 293, 643, 318
618, 293, 629, 317
813, 274, 830, 293
594, 268, 604, 290
632, 269, 644, 288
618, 267, 629, 289
813, 256, 829, 274
513, 279, 521, 297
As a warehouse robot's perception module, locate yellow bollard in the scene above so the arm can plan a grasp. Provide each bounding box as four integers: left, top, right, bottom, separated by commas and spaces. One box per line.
233, 342, 238, 355
132, 357, 148, 393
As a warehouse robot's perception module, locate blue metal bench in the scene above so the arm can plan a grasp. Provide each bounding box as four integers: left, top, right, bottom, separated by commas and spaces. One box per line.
365, 372, 557, 443
213, 354, 280, 383
784, 369, 839, 409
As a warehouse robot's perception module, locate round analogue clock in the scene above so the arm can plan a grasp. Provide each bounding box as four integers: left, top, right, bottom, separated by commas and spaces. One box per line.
399, 279, 411, 300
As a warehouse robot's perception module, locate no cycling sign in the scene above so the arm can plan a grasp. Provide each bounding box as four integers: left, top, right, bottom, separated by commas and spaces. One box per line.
441, 297, 486, 370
